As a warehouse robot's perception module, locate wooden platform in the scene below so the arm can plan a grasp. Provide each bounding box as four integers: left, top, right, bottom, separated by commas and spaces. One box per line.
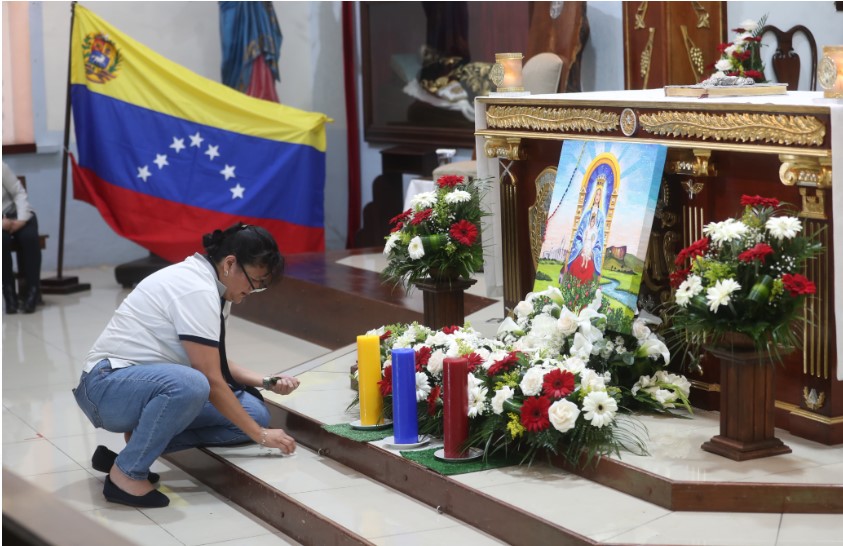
232, 248, 498, 350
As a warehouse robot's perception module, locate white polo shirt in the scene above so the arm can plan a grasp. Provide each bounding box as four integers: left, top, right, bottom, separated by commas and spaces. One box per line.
84, 253, 230, 372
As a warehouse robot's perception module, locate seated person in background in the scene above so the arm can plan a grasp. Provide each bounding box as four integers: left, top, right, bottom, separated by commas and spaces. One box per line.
73, 222, 300, 508
2, 162, 42, 314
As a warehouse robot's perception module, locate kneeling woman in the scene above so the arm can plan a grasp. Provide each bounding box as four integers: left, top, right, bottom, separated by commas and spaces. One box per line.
73, 223, 300, 508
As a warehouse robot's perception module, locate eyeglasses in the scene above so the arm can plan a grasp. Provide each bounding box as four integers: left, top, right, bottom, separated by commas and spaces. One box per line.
238, 261, 268, 293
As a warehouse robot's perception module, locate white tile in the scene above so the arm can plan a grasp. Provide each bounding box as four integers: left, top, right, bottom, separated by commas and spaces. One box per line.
2, 437, 84, 476
2, 382, 96, 439
778, 513, 843, 545
204, 532, 302, 545
48, 430, 174, 478
2, 408, 40, 443
371, 524, 507, 546
82, 507, 185, 546
290, 483, 461, 539
19, 468, 114, 512
606, 512, 781, 545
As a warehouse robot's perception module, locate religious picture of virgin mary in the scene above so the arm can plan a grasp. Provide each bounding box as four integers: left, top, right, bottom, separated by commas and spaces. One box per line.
535, 141, 667, 333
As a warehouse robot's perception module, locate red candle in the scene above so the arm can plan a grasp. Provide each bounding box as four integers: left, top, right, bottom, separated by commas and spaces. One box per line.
443, 357, 469, 458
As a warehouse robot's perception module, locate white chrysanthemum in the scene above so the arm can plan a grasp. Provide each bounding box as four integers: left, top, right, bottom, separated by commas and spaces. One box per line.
382, 359, 392, 369
556, 307, 579, 336
715, 58, 733, 72
408, 236, 425, 260
444, 189, 471, 204
468, 385, 488, 417
383, 232, 400, 255
426, 331, 450, 347
548, 399, 580, 433
410, 191, 437, 209
766, 216, 802, 240
561, 355, 586, 375
704, 218, 748, 246
519, 366, 548, 396
582, 391, 618, 428
491, 385, 515, 414
427, 349, 446, 377
706, 278, 741, 312
415, 372, 431, 402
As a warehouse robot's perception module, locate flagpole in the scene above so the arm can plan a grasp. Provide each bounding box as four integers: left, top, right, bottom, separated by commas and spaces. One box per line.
40, 0, 90, 295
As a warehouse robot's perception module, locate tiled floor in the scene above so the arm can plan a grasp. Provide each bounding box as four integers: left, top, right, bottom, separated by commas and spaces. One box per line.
4, 258, 842, 546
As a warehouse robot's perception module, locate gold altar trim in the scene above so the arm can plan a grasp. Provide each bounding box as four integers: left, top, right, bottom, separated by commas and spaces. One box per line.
666, 149, 716, 177
777, 401, 843, 425
483, 136, 523, 160
476, 129, 832, 158
779, 155, 833, 188
690, 380, 720, 392
639, 111, 826, 147
485, 105, 619, 133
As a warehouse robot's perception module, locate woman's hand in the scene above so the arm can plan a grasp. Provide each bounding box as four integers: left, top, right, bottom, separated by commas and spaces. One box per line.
259, 427, 296, 454
268, 375, 300, 395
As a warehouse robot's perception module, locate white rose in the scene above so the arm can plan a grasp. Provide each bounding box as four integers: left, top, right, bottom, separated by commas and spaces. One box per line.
715, 58, 733, 72
561, 355, 586, 375
520, 366, 548, 396
548, 399, 581, 433
556, 307, 579, 336
514, 300, 533, 319
427, 349, 446, 377
491, 385, 515, 414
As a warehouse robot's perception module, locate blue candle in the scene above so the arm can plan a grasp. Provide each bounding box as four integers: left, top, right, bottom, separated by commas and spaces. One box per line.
391, 348, 419, 444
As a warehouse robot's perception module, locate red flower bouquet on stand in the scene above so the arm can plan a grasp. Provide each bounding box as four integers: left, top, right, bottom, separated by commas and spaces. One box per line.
709, 16, 769, 83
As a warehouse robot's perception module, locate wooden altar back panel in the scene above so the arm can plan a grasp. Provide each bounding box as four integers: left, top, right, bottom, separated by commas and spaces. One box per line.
494, 124, 840, 445
526, 1, 589, 93
623, 1, 726, 89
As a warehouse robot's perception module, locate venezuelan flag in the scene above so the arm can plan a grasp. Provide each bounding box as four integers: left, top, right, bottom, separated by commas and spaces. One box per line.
70, 4, 328, 262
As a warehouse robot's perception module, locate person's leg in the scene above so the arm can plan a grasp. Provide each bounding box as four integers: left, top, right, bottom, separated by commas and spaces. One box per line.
163, 389, 269, 453
14, 215, 41, 312
2, 230, 18, 313
74, 360, 210, 480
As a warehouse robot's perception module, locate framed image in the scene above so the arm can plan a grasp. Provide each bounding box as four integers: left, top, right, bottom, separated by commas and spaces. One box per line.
535, 140, 667, 333
360, 2, 529, 148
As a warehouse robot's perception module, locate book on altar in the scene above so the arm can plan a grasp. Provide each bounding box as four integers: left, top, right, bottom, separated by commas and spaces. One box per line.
664, 83, 788, 98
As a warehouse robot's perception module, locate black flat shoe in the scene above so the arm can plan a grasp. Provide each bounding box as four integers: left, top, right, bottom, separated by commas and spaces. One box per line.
92, 445, 160, 484
103, 476, 169, 508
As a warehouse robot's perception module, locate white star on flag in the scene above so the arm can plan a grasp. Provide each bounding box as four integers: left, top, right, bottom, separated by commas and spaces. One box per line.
189, 132, 204, 148
137, 165, 151, 182
205, 145, 220, 161
153, 154, 169, 169
230, 183, 245, 199
220, 164, 236, 181
169, 137, 185, 153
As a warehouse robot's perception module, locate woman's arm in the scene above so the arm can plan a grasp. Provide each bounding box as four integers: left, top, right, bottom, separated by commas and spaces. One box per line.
182, 340, 296, 453
228, 360, 300, 395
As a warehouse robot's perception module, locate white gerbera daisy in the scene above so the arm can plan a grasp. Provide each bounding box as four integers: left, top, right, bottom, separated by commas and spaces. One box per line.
408, 236, 425, 260
704, 218, 748, 246
410, 191, 437, 209
547, 399, 580, 433
766, 216, 802, 240
415, 372, 431, 402
467, 385, 488, 417
675, 275, 704, 307
383, 232, 400, 255
582, 391, 618, 428
444, 189, 471, 204
491, 385, 515, 414
705, 278, 741, 312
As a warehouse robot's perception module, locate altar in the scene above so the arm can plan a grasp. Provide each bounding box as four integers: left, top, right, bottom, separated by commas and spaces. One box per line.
475, 89, 842, 445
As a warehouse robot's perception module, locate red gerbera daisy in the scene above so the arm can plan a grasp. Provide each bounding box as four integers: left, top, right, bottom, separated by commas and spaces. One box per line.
410, 208, 433, 225
782, 273, 816, 297
415, 345, 432, 371
520, 396, 551, 432
670, 268, 690, 289
738, 243, 774, 264
378, 365, 393, 396
465, 352, 484, 373
390, 222, 403, 233
449, 220, 478, 246
675, 237, 709, 266
542, 368, 575, 399
487, 351, 520, 376
437, 175, 464, 188
389, 209, 412, 225
740, 195, 780, 209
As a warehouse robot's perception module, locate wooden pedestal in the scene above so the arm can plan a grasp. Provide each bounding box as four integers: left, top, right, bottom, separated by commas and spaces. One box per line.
702, 343, 792, 461
413, 278, 477, 330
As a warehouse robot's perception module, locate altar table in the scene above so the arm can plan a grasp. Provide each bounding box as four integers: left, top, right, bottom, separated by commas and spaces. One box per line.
475, 89, 842, 444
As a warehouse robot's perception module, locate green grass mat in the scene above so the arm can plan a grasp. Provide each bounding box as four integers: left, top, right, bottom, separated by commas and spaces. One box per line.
322, 423, 393, 442
399, 447, 518, 476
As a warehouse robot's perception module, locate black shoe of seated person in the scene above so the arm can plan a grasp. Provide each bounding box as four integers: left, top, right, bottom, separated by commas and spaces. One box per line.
103, 476, 169, 508
92, 445, 160, 484
3, 286, 18, 314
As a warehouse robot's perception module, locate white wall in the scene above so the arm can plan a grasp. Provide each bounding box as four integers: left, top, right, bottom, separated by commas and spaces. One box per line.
6, 1, 841, 272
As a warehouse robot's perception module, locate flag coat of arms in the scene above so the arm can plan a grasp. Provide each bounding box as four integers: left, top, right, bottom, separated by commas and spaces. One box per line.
70, 4, 329, 262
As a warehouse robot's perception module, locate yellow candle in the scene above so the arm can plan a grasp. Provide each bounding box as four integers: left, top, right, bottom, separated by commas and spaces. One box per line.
357, 334, 383, 425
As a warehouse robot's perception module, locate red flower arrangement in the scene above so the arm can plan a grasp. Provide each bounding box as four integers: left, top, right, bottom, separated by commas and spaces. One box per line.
708, 16, 768, 83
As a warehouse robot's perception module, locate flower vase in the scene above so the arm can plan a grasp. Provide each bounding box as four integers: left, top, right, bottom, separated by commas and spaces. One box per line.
701, 332, 791, 461
413, 277, 477, 330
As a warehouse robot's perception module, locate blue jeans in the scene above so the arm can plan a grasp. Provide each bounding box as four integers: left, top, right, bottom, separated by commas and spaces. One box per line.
73, 359, 270, 481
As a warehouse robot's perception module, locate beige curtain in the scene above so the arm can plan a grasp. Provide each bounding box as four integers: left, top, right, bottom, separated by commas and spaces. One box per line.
2, 2, 34, 145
